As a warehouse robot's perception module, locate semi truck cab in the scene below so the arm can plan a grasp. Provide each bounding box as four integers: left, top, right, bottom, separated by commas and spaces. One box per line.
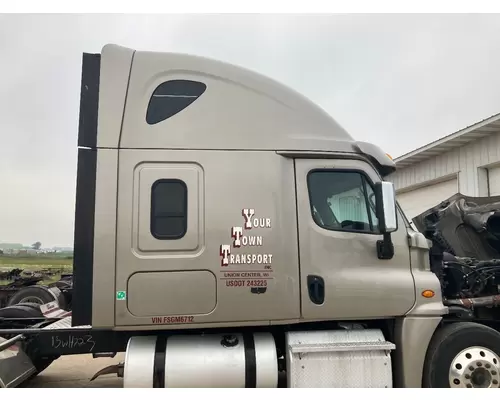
4, 44, 500, 389
74, 44, 443, 333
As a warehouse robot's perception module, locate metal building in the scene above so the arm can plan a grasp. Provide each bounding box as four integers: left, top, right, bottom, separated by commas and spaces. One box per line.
387, 113, 500, 221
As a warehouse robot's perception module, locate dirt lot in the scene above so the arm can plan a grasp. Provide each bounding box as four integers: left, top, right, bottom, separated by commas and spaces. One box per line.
20, 352, 286, 388
21, 353, 124, 388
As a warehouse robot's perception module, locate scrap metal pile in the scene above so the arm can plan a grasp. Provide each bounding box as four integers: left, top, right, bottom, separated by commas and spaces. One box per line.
0, 270, 72, 317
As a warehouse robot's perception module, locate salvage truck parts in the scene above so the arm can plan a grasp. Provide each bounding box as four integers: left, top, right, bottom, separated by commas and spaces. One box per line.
2, 44, 500, 388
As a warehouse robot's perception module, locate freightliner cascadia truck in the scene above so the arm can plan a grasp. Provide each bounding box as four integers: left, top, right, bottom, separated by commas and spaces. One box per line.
2, 43, 500, 389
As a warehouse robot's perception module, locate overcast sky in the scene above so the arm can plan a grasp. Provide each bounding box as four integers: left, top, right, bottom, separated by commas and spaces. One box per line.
1, 13, 500, 247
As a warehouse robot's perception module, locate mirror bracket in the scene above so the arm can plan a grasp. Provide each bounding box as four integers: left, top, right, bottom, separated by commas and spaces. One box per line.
377, 233, 394, 260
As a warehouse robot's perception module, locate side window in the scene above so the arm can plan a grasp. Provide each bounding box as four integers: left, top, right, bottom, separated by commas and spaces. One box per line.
307, 170, 379, 234
150, 179, 188, 239
146, 80, 207, 125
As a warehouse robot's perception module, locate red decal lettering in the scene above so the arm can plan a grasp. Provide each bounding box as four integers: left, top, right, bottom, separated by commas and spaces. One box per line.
246, 280, 267, 287
220, 244, 230, 266
224, 279, 269, 288
231, 227, 243, 247
151, 316, 195, 324
225, 279, 245, 287
242, 208, 255, 229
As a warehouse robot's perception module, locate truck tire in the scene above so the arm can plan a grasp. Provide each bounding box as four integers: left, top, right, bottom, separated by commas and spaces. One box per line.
423, 322, 500, 388
12, 302, 43, 313
7, 285, 64, 308
0, 304, 43, 318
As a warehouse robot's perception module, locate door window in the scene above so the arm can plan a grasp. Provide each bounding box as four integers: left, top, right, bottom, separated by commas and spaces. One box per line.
307, 170, 379, 233
150, 179, 188, 239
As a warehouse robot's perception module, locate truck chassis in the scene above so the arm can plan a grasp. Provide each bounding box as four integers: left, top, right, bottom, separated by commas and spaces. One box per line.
2, 307, 500, 388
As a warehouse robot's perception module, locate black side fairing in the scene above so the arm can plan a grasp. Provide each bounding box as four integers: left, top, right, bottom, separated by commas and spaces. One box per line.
72, 53, 100, 326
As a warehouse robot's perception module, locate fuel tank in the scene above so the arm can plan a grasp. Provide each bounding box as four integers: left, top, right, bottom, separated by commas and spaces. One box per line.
123, 332, 278, 388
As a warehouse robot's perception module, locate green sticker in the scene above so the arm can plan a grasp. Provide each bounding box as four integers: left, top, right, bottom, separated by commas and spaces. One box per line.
116, 291, 126, 301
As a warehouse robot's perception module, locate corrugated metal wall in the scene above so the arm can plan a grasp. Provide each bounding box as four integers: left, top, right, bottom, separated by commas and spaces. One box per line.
387, 132, 500, 196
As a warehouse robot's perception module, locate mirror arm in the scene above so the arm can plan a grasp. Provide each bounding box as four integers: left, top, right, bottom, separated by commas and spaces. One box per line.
377, 233, 394, 260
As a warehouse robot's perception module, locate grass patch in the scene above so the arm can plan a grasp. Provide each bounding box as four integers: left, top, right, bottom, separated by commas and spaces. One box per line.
0, 256, 73, 267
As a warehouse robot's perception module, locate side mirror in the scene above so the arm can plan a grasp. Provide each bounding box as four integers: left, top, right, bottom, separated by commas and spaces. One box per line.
374, 181, 397, 233
374, 181, 397, 260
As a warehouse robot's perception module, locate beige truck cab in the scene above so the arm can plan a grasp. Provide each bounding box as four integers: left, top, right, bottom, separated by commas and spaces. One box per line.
5, 44, 499, 389
77, 44, 443, 331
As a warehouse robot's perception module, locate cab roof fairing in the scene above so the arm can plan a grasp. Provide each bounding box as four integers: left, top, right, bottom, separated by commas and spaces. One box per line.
81, 45, 395, 176
92, 45, 368, 153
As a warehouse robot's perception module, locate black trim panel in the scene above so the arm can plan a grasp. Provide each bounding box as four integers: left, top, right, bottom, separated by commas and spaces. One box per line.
78, 53, 101, 148
243, 333, 257, 388
153, 336, 167, 388
72, 148, 97, 326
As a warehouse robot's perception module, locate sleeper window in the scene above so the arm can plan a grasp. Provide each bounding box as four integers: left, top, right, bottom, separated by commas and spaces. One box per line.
307, 170, 379, 234
146, 80, 206, 125
151, 179, 188, 239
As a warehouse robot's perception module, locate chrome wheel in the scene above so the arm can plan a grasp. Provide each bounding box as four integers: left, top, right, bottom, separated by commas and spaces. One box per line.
449, 346, 500, 388
17, 296, 45, 305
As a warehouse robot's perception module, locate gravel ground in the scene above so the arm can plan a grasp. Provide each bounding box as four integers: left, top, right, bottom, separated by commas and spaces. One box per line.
21, 353, 124, 388
20, 352, 288, 388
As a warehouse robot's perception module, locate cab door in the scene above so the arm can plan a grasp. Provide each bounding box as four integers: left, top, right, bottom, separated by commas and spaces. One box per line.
295, 157, 415, 320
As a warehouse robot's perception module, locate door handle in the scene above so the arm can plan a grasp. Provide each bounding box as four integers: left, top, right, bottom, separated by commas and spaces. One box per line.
307, 275, 325, 305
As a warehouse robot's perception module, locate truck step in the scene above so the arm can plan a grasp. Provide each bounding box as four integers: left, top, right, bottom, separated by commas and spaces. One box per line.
285, 329, 395, 388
